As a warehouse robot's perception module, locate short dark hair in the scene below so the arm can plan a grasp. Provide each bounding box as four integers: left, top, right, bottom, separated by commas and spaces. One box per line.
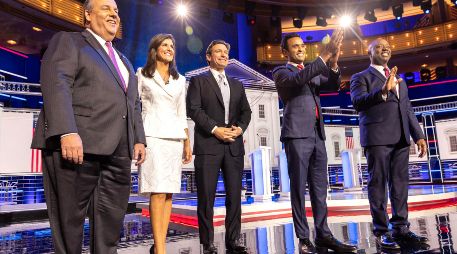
280, 33, 301, 52
205, 40, 230, 65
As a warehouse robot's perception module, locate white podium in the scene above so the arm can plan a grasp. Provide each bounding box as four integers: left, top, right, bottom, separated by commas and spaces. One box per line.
277, 149, 290, 201
249, 146, 273, 202
341, 149, 363, 192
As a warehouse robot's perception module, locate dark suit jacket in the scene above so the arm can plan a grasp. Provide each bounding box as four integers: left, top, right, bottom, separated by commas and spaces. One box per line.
186, 71, 251, 156
273, 58, 341, 141
350, 66, 425, 147
31, 30, 146, 158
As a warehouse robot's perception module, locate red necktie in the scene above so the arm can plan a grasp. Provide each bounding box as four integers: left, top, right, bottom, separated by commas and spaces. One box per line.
297, 64, 319, 119
384, 67, 399, 97
384, 67, 390, 77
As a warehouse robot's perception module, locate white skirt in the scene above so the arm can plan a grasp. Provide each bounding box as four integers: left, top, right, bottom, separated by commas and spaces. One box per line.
139, 137, 183, 194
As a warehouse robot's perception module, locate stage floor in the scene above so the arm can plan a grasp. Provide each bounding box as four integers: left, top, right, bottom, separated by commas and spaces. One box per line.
1, 185, 457, 253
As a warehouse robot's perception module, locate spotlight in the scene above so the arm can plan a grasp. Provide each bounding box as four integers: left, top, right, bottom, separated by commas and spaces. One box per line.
364, 9, 377, 22
293, 17, 303, 28
247, 15, 256, 26
392, 4, 403, 20
176, 3, 188, 18
222, 12, 234, 24
339, 15, 353, 27
316, 16, 327, 27
404, 72, 415, 85
420, 0, 431, 14
420, 67, 431, 82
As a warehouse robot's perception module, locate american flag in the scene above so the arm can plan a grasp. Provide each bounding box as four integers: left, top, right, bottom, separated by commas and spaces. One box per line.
31, 115, 42, 173
345, 127, 354, 149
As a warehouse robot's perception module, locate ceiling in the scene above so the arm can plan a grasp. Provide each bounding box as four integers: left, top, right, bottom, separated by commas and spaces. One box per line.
0, 10, 56, 55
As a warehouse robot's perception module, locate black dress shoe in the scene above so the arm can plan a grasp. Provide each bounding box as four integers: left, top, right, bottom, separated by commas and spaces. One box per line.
315, 236, 357, 253
376, 234, 400, 250
393, 231, 428, 243
203, 242, 217, 254
149, 244, 154, 254
226, 241, 248, 253
298, 238, 316, 254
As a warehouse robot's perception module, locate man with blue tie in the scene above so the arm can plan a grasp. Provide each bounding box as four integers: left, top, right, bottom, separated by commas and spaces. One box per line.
273, 30, 357, 253
350, 38, 428, 250
31, 0, 146, 253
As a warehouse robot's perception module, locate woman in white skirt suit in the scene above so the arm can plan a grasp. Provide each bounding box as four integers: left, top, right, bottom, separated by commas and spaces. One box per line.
137, 34, 192, 254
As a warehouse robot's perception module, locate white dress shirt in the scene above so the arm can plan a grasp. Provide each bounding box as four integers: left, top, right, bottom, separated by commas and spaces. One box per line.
87, 28, 129, 88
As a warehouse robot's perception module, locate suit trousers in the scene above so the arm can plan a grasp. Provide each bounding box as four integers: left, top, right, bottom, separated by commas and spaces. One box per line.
42, 126, 131, 254
194, 144, 244, 246
284, 125, 332, 240
365, 143, 410, 235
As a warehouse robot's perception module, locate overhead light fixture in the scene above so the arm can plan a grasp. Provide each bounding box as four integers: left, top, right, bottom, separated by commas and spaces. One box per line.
364, 9, 377, 22
293, 17, 303, 28
392, 4, 404, 20
222, 12, 234, 24
32, 27, 42, 32
316, 16, 327, 27
176, 3, 189, 18
339, 15, 353, 27
420, 0, 432, 14
7, 40, 17, 45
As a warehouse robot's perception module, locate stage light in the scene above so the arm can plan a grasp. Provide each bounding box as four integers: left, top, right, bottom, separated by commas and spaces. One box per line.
392, 4, 403, 20
6, 40, 17, 45
421, 0, 431, 14
404, 72, 415, 85
420, 67, 431, 82
222, 12, 234, 24
247, 15, 256, 26
316, 16, 327, 27
176, 3, 188, 18
293, 17, 303, 28
32, 27, 42, 32
339, 15, 353, 27
364, 9, 377, 22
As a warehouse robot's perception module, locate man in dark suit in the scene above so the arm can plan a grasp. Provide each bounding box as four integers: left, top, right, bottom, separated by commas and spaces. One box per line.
31, 0, 146, 253
350, 38, 428, 250
186, 40, 251, 254
273, 30, 357, 253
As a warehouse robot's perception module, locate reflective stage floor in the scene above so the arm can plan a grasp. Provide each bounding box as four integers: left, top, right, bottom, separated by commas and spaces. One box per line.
1, 185, 457, 253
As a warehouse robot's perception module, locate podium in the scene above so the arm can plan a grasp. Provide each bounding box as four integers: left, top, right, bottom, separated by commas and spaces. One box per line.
340, 149, 363, 191
249, 146, 273, 202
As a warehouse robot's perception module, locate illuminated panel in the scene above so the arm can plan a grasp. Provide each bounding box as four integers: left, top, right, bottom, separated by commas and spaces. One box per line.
415, 25, 445, 46
387, 32, 416, 51
444, 22, 457, 40
340, 39, 362, 58
18, 0, 51, 13
52, 0, 84, 26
